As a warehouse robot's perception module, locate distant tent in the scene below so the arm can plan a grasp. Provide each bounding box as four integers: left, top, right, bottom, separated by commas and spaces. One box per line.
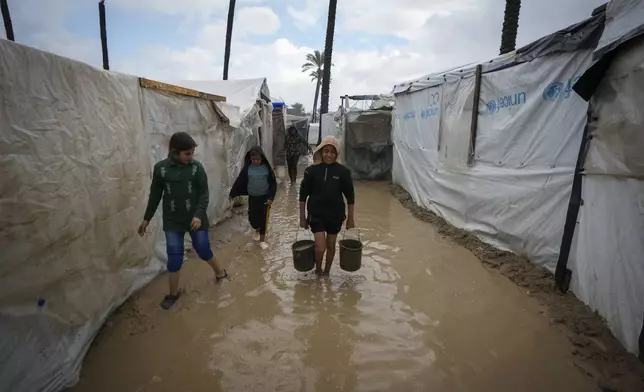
171, 78, 274, 166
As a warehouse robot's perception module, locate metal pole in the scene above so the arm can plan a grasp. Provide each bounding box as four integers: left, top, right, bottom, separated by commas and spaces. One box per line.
1, 0, 15, 41
467, 65, 483, 165
99, 0, 109, 70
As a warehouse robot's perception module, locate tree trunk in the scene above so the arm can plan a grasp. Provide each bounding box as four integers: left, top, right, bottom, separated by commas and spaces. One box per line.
499, 0, 521, 55
319, 0, 338, 145
98, 0, 109, 70
1, 0, 15, 41
312, 76, 321, 123
223, 0, 236, 80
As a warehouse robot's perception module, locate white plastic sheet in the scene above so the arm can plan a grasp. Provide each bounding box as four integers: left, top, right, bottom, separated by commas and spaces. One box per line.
393, 50, 590, 271
476, 51, 591, 169
172, 79, 273, 167
0, 40, 248, 391
569, 175, 644, 355
439, 77, 475, 171
174, 78, 270, 117
308, 123, 320, 145
585, 37, 644, 177
594, 0, 644, 59
568, 38, 644, 356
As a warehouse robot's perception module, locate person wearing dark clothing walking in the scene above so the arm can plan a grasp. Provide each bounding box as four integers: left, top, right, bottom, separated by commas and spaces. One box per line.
230, 146, 277, 244
299, 135, 356, 275
284, 125, 309, 183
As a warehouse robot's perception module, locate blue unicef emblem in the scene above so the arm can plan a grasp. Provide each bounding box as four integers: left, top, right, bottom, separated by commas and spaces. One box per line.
543, 82, 564, 101
487, 100, 497, 114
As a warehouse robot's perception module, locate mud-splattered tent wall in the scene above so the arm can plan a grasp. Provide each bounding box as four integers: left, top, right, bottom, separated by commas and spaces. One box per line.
558, 0, 644, 358
392, 0, 643, 357
0, 40, 253, 391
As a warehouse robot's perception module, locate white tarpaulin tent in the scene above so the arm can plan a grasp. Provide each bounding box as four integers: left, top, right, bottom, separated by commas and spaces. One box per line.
392, 1, 643, 356
560, 0, 644, 357
0, 40, 251, 391
394, 49, 591, 268
171, 78, 274, 167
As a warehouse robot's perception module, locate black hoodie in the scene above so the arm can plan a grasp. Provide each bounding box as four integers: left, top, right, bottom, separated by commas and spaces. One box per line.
229, 146, 277, 200
299, 162, 354, 221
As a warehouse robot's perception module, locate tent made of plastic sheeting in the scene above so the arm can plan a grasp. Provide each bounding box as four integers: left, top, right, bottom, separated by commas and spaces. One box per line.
286, 114, 309, 141
593, 0, 644, 59
171, 78, 274, 167
554, 0, 644, 356
0, 40, 252, 391
393, 47, 592, 268
308, 123, 320, 145
344, 109, 394, 180
307, 113, 343, 147
272, 100, 288, 166
392, 0, 644, 356
322, 112, 342, 139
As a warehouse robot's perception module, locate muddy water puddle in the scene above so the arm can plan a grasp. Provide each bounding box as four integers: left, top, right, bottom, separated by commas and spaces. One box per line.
71, 181, 598, 392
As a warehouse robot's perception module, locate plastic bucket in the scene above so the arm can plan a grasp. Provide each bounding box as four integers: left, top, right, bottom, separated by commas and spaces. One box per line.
339, 230, 363, 272
292, 230, 315, 272
276, 166, 286, 178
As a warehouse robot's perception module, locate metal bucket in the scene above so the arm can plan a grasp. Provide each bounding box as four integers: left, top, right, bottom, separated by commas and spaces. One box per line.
339, 229, 363, 272
292, 230, 315, 272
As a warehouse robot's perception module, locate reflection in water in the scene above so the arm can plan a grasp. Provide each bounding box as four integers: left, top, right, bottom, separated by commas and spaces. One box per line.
294, 279, 361, 391
71, 180, 600, 392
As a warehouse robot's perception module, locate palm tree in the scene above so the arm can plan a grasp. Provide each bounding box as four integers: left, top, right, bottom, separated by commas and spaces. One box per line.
289, 102, 305, 116
1, 0, 15, 41
319, 0, 338, 144
223, 0, 236, 80
302, 50, 324, 123
500, 0, 521, 55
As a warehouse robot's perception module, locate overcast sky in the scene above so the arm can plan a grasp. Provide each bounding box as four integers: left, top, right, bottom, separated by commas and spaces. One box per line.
1, 0, 605, 111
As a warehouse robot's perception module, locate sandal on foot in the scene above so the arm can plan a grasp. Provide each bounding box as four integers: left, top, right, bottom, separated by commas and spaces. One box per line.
160, 294, 180, 310
216, 269, 229, 283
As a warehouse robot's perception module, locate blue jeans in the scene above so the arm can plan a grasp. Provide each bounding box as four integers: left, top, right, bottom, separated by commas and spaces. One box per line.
165, 230, 213, 272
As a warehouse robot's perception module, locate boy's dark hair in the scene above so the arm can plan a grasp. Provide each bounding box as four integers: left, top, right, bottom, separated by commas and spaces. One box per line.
169, 132, 197, 152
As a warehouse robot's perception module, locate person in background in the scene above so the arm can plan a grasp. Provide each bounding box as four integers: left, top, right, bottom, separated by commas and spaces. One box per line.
138, 132, 228, 310
230, 146, 277, 244
285, 125, 310, 183
299, 135, 355, 276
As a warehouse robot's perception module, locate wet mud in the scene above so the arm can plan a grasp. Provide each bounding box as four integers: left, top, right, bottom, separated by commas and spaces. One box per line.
392, 185, 644, 392
68, 181, 642, 392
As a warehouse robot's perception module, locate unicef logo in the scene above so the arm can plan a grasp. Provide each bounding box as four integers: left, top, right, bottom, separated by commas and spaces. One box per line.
486, 100, 497, 113
543, 82, 564, 101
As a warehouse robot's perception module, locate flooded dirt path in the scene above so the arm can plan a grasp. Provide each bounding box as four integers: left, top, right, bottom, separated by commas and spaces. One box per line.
71, 181, 600, 392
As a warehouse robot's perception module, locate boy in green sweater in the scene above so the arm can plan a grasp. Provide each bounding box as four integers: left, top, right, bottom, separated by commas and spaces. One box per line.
138, 132, 228, 310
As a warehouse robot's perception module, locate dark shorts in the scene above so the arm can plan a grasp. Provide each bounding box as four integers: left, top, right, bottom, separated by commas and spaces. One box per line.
309, 215, 343, 235
248, 194, 270, 235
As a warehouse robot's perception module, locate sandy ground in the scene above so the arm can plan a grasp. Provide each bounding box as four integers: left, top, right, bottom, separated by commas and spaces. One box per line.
68, 180, 643, 392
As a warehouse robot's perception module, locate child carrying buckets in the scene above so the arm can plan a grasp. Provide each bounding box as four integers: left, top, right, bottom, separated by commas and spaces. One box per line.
298, 135, 359, 275
230, 146, 277, 245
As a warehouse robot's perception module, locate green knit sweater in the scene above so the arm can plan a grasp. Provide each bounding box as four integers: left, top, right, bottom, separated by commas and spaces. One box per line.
143, 158, 209, 231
